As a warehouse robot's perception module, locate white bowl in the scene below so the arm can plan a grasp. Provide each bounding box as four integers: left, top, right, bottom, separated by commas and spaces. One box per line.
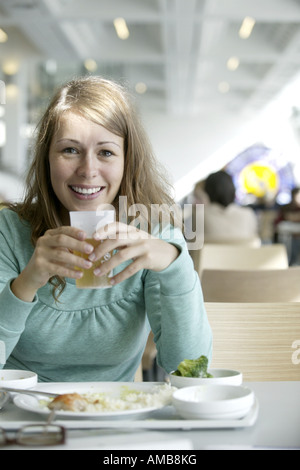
0, 370, 38, 389
172, 384, 255, 420
169, 369, 243, 388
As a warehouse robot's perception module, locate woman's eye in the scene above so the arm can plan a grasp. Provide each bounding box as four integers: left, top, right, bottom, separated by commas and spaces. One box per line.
100, 150, 113, 157
63, 147, 78, 154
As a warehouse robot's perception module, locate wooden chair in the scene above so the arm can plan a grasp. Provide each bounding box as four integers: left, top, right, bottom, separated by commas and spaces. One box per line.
195, 243, 289, 276
189, 238, 261, 275
141, 331, 157, 379
202, 267, 300, 303
134, 364, 143, 382
205, 302, 300, 381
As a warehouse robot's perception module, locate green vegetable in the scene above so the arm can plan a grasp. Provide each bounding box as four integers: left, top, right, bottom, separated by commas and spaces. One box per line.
173, 355, 213, 378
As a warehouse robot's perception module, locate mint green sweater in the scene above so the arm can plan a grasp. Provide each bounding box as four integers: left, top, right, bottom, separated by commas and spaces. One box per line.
0, 209, 212, 382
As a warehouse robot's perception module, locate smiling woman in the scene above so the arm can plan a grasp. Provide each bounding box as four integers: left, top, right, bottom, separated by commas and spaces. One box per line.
0, 75, 212, 383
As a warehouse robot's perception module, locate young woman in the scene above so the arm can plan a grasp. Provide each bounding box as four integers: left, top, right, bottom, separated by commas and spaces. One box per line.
0, 76, 212, 382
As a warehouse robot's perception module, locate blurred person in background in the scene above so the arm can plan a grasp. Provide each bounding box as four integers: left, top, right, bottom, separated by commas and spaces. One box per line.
275, 187, 300, 265
203, 170, 259, 244
276, 187, 300, 224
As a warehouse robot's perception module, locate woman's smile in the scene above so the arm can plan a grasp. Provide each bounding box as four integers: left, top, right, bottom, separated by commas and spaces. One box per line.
69, 184, 106, 199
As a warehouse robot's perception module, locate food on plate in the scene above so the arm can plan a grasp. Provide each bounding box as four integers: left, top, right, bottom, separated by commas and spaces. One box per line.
48, 393, 88, 412
45, 384, 176, 413
172, 355, 213, 378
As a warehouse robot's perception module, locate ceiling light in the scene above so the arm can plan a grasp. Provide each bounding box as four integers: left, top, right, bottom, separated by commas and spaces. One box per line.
218, 82, 230, 94
227, 57, 240, 71
0, 28, 8, 43
239, 16, 256, 39
135, 82, 147, 94
84, 58, 98, 72
114, 17, 130, 40
6, 84, 18, 100
45, 59, 57, 75
2, 60, 19, 76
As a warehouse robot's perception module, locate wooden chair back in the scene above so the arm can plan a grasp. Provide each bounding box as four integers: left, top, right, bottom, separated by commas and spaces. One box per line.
206, 302, 300, 381
194, 244, 288, 275
202, 268, 300, 303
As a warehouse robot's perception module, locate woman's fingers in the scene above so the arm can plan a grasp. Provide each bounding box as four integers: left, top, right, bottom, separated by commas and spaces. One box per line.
94, 222, 150, 242
91, 223, 179, 285
30, 222, 178, 286
31, 227, 96, 282
108, 259, 143, 285
43, 227, 94, 253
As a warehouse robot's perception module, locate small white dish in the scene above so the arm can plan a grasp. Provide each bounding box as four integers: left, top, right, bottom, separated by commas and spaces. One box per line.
0, 370, 38, 389
172, 384, 255, 420
168, 369, 242, 388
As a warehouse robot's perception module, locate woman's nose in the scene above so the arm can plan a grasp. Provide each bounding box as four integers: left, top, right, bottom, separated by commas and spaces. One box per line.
77, 155, 99, 178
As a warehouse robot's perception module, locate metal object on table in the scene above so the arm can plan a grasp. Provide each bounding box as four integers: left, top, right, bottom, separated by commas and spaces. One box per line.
0, 387, 59, 398
0, 391, 10, 410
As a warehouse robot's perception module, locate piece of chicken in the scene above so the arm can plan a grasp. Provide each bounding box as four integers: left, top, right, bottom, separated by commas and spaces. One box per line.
48, 393, 87, 412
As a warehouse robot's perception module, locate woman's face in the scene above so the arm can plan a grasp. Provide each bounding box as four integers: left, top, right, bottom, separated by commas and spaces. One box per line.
49, 112, 124, 223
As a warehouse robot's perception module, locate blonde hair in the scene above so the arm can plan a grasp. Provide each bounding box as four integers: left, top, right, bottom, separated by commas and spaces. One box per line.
11, 75, 177, 297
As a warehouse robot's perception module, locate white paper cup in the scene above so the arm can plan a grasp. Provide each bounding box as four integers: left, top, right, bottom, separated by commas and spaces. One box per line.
70, 210, 115, 289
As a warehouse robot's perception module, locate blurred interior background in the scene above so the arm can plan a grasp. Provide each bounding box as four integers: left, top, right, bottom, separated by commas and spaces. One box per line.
1, 0, 300, 232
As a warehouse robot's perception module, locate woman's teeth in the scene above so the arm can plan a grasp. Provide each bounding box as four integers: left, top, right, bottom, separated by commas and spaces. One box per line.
71, 186, 102, 195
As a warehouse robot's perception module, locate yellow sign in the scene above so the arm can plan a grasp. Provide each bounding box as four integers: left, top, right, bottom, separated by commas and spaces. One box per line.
240, 162, 279, 198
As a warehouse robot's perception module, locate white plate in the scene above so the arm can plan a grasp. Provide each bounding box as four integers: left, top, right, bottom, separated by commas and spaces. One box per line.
13, 382, 172, 420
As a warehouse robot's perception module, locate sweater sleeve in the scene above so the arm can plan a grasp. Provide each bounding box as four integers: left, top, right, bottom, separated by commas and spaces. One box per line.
0, 280, 38, 365
0, 211, 37, 366
144, 227, 213, 373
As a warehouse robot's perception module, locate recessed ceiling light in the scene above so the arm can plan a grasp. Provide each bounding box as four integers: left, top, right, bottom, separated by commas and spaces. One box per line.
218, 81, 230, 94
135, 82, 147, 94
227, 57, 240, 71
6, 83, 18, 99
84, 59, 98, 72
45, 59, 57, 75
2, 60, 19, 76
114, 18, 130, 40
239, 17, 256, 39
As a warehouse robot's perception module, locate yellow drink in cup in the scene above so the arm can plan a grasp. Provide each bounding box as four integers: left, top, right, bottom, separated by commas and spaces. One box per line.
74, 239, 113, 289
70, 210, 115, 289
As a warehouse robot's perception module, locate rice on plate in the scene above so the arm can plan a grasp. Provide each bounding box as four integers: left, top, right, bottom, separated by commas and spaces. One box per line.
44, 384, 177, 413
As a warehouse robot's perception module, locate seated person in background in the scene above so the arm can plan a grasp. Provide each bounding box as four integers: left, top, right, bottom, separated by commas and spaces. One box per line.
276, 188, 300, 223
275, 187, 300, 265
203, 171, 259, 244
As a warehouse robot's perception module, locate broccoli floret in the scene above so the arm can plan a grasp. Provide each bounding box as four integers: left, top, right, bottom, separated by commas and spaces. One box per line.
174, 355, 213, 378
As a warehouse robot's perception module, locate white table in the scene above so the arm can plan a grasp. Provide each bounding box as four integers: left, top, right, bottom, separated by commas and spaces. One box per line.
0, 382, 300, 450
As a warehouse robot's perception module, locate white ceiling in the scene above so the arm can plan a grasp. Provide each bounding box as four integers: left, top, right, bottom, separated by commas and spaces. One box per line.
1, 0, 300, 119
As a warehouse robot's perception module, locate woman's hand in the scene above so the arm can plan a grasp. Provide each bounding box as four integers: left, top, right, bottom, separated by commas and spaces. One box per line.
11, 227, 95, 302
89, 222, 179, 285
